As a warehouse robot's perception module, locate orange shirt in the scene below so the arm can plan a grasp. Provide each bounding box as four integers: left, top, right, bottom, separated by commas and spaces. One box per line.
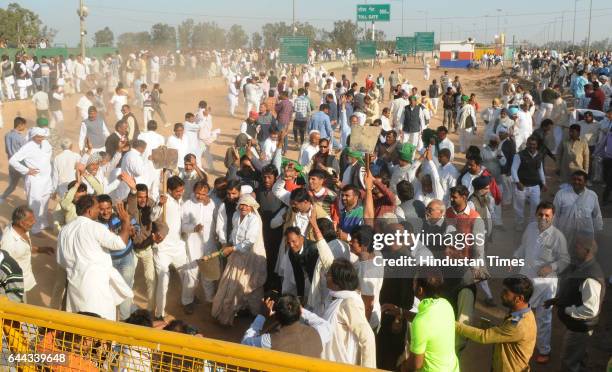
36, 331, 99, 372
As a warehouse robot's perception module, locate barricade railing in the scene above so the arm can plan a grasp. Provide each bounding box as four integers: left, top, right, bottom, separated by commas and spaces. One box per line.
0, 297, 380, 371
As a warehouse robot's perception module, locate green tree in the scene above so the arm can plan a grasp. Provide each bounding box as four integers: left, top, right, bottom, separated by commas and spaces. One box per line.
226, 24, 248, 49
364, 29, 386, 42
294, 22, 319, 42
261, 22, 293, 49
117, 32, 151, 52
150, 23, 177, 49
251, 32, 262, 49
0, 3, 53, 47
93, 26, 114, 47
327, 20, 361, 50
178, 18, 195, 49
192, 22, 225, 50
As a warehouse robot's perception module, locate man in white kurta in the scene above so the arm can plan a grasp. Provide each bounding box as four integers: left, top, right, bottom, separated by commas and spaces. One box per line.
138, 121, 165, 201
197, 107, 216, 172
52, 139, 81, 197
514, 104, 534, 151
8, 128, 53, 234
553, 171, 603, 252
181, 182, 217, 304
166, 124, 189, 170
183, 114, 202, 167
114, 141, 147, 200
57, 196, 133, 320
154, 176, 192, 318
513, 203, 569, 359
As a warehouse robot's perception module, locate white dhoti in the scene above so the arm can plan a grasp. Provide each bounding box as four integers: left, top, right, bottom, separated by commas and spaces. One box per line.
228, 95, 238, 116
25, 175, 52, 234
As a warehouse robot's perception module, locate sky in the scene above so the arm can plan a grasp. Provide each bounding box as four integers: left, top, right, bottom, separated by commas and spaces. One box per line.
6, 0, 611, 47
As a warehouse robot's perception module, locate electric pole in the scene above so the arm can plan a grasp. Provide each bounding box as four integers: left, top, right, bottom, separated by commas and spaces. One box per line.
292, 0, 296, 35
560, 12, 564, 44
586, 0, 592, 54
77, 0, 88, 57
572, 0, 579, 47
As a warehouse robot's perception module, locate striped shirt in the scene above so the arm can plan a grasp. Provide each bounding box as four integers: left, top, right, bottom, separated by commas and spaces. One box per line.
99, 215, 139, 259
294, 96, 311, 121
0, 250, 24, 303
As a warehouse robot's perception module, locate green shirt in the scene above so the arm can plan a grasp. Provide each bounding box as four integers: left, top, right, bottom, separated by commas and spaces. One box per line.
411, 298, 460, 372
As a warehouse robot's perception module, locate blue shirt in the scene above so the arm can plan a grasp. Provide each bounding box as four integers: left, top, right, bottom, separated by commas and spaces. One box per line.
4, 130, 27, 158
308, 111, 333, 139
571, 76, 588, 98
100, 215, 139, 259
327, 102, 338, 122
340, 204, 364, 234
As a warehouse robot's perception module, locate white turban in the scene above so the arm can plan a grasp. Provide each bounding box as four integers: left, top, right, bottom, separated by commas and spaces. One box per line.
240, 185, 254, 195
237, 194, 259, 210
29, 127, 48, 139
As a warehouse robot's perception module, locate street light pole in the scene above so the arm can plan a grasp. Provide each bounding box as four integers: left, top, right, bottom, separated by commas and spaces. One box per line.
496, 8, 502, 36
78, 0, 87, 58
560, 12, 564, 43
484, 15, 488, 44
586, 0, 592, 54
572, 0, 578, 46
292, 0, 296, 35
401, 0, 404, 36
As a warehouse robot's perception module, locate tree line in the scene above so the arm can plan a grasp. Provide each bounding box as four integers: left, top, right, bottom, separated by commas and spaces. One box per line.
102, 20, 388, 52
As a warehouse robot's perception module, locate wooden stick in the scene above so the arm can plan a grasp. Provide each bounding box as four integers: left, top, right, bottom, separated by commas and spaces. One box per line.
198, 250, 222, 262
160, 169, 167, 223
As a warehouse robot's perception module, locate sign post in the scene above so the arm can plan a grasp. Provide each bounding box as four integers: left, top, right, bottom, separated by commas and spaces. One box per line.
415, 31, 435, 58
279, 36, 309, 64
356, 4, 391, 21
396, 36, 416, 56
357, 4, 389, 65
357, 40, 377, 60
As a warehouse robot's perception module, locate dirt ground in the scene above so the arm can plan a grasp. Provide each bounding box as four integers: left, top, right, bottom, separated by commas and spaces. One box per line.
0, 60, 610, 371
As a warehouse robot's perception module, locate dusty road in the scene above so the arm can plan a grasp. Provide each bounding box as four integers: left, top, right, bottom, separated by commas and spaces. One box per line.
0, 60, 610, 371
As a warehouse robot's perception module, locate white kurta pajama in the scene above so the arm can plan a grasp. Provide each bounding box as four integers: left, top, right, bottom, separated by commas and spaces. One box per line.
58, 216, 133, 320
514, 222, 569, 355
52, 149, 81, 197
153, 196, 192, 317
138, 131, 165, 201
181, 198, 217, 303
9, 140, 53, 234
0, 226, 36, 296
211, 211, 267, 326
553, 186, 603, 248
114, 149, 146, 200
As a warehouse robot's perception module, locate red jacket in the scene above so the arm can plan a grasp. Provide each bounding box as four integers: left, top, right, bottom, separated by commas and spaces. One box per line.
445, 206, 481, 259
481, 169, 502, 205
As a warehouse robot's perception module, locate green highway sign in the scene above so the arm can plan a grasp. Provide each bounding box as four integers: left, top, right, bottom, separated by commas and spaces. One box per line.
415, 32, 435, 52
396, 36, 415, 55
357, 41, 377, 59
279, 36, 309, 64
357, 4, 390, 22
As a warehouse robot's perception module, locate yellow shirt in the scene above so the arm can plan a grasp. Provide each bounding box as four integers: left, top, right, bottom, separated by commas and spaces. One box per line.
456, 308, 536, 372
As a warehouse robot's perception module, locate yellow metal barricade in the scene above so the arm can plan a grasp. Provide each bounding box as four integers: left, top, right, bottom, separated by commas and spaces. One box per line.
0, 298, 381, 371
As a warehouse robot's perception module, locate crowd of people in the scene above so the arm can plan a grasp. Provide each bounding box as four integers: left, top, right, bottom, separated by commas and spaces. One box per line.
0, 45, 610, 372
